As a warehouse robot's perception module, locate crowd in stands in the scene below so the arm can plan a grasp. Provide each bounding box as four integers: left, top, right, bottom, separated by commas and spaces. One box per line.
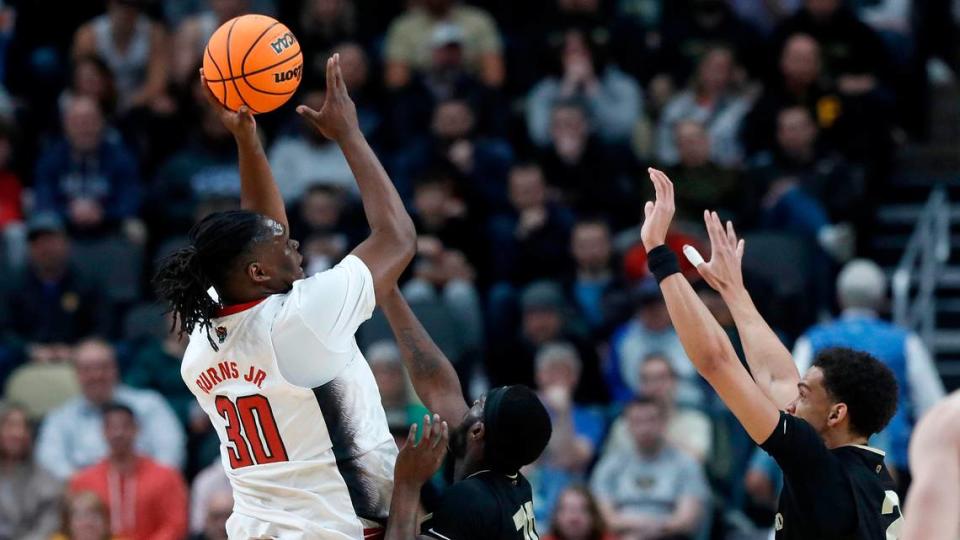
0, 0, 957, 538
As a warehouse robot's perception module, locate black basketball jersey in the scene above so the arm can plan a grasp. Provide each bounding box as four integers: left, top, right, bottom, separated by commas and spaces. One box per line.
421, 470, 540, 540
761, 412, 904, 539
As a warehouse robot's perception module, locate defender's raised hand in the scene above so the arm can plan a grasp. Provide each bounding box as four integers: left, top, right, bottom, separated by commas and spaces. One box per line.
394, 414, 449, 488
296, 53, 359, 143
640, 168, 676, 251
685, 211, 745, 294
200, 69, 257, 141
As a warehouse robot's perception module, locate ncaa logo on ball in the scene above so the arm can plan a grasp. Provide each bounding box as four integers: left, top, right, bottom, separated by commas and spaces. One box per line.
274, 64, 302, 83
269, 32, 296, 55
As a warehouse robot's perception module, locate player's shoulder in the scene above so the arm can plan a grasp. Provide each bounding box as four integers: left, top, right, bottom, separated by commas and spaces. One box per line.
913, 390, 960, 447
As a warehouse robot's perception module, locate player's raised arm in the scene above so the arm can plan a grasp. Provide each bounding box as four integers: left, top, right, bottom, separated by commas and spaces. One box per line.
684, 212, 801, 409
904, 392, 960, 539
200, 71, 288, 229
641, 169, 780, 443
297, 54, 416, 297
386, 414, 449, 540
381, 287, 470, 429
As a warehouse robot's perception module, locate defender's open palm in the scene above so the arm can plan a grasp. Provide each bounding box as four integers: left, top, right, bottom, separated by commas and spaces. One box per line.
640, 168, 676, 251
688, 211, 745, 294
297, 53, 359, 142
394, 414, 448, 488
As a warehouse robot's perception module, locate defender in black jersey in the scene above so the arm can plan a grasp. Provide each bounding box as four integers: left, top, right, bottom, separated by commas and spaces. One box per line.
380, 289, 553, 540
638, 168, 904, 539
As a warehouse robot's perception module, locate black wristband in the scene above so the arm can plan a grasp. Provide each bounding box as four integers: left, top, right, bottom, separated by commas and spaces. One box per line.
647, 245, 680, 283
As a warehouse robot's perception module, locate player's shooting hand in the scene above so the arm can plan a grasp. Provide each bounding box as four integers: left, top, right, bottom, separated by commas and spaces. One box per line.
395, 414, 449, 488
640, 168, 675, 251
685, 210, 745, 294
296, 53, 360, 143
199, 69, 257, 141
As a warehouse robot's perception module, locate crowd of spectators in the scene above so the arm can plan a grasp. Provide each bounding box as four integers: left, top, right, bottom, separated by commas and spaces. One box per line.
0, 0, 957, 538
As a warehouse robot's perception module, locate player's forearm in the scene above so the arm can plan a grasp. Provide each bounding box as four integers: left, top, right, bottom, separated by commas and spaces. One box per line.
236, 132, 288, 228
381, 288, 467, 425
721, 286, 800, 390
385, 483, 423, 540
659, 274, 739, 377
340, 132, 415, 249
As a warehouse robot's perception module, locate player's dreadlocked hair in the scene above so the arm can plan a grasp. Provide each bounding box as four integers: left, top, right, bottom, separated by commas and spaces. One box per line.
154, 210, 270, 350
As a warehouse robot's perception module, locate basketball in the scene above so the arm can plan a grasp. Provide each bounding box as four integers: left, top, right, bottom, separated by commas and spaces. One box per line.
202, 14, 303, 114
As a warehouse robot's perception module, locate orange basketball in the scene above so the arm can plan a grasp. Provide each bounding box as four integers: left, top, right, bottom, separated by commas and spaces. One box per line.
202, 14, 303, 114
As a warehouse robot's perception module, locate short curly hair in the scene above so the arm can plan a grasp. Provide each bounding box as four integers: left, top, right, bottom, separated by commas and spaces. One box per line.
813, 348, 899, 438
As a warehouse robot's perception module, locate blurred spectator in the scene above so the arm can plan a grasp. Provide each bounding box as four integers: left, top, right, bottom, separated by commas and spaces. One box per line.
35, 338, 185, 479
124, 315, 193, 430
296, 0, 360, 80
526, 28, 643, 147
60, 56, 118, 120
409, 172, 485, 265
384, 0, 504, 89
603, 354, 713, 463
403, 237, 484, 358
565, 219, 630, 338
0, 403, 62, 540
655, 0, 766, 102
526, 342, 606, 523
69, 403, 188, 540
656, 46, 752, 168
50, 490, 113, 540
542, 484, 616, 540
590, 397, 709, 539
661, 120, 744, 223
393, 98, 512, 213
0, 122, 24, 269
151, 83, 241, 233
189, 460, 231, 536
388, 24, 506, 144
0, 213, 110, 368
488, 163, 574, 285
748, 106, 864, 223
173, 0, 250, 85
34, 96, 142, 236
742, 448, 781, 528
793, 259, 946, 482
729, 0, 801, 34
606, 279, 703, 406
190, 488, 231, 540
490, 281, 606, 403
771, 0, 892, 85
269, 87, 355, 201
366, 341, 429, 431
288, 185, 361, 275
537, 101, 639, 228
72, 0, 171, 113
741, 33, 839, 156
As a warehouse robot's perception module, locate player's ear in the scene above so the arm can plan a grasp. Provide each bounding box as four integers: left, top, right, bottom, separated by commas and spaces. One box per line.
247, 261, 271, 283
470, 421, 485, 442
827, 402, 847, 428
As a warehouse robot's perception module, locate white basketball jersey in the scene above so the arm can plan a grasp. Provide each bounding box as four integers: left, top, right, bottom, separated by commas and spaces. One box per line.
181, 255, 396, 539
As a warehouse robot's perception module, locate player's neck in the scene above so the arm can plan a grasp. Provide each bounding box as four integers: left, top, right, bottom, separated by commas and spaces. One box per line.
823, 430, 869, 450
109, 452, 138, 473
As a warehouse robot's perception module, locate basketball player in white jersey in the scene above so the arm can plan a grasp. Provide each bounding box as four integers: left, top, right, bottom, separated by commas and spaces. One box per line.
154, 54, 415, 539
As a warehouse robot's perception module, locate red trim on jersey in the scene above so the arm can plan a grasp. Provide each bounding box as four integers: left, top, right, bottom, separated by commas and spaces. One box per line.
363, 528, 384, 540
215, 298, 267, 317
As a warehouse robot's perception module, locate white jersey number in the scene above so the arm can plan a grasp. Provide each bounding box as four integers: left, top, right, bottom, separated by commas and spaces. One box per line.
882, 490, 904, 540
512, 501, 538, 540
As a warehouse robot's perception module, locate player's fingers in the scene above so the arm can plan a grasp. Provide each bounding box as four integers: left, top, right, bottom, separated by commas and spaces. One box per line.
737, 238, 745, 259
334, 52, 347, 95
655, 169, 674, 203
422, 414, 433, 441
726, 220, 738, 250
648, 168, 664, 202
431, 419, 446, 449
683, 245, 705, 267
406, 423, 417, 447
296, 105, 320, 121
325, 56, 335, 96
703, 210, 722, 254
643, 200, 653, 220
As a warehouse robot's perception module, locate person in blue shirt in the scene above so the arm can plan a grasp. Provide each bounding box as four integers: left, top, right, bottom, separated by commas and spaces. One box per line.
793, 258, 945, 486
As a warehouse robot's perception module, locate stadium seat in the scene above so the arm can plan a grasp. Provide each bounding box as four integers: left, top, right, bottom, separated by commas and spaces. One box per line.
3, 362, 80, 419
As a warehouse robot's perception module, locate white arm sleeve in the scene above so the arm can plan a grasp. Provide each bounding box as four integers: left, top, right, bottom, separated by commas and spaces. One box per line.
792, 336, 814, 375
905, 333, 946, 416
290, 254, 376, 352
